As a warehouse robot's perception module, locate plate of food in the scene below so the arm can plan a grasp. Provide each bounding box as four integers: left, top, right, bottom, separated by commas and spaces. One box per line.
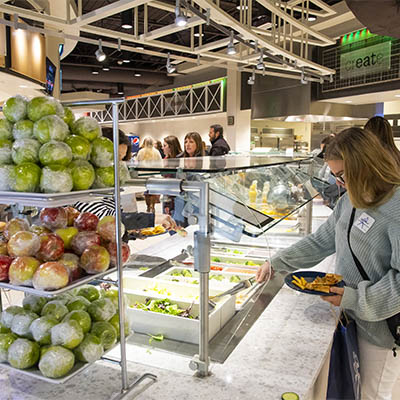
139, 225, 167, 236
284, 271, 345, 296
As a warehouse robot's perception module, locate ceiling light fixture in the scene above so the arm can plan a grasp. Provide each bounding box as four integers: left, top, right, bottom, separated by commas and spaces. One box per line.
117, 83, 124, 95
227, 31, 236, 55
307, 16, 317, 22
166, 52, 176, 74
175, 0, 187, 27
247, 68, 255, 85
121, 9, 133, 29
256, 50, 264, 70
136, 45, 144, 50
102, 66, 110, 71
134, 72, 142, 77
194, 32, 204, 37
95, 39, 106, 62
92, 69, 99, 75
395, 94, 400, 97
117, 60, 124, 65
345, 100, 353, 103
123, 59, 130, 63
236, 5, 249, 10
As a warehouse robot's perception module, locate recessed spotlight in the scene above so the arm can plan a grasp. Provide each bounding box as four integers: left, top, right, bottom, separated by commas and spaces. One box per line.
123, 59, 130, 63
136, 45, 144, 50
134, 72, 142, 77
121, 9, 133, 29
236, 5, 248, 10
117, 83, 124, 95
92, 69, 99, 75
102, 66, 110, 71
194, 32, 204, 37
307, 16, 317, 22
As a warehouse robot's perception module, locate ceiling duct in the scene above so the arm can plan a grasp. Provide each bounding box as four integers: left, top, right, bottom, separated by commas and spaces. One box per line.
345, 0, 400, 38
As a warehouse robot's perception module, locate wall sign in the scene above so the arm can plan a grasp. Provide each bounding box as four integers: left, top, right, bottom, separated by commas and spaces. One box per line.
340, 41, 391, 80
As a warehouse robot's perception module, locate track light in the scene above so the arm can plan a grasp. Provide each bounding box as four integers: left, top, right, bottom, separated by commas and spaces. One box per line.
166, 53, 176, 74
247, 69, 255, 85
256, 51, 264, 70
95, 39, 106, 62
227, 31, 236, 55
121, 9, 133, 29
117, 83, 124, 95
175, 0, 187, 27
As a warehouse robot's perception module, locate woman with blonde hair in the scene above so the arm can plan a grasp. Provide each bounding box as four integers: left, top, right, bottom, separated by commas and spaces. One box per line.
257, 127, 400, 399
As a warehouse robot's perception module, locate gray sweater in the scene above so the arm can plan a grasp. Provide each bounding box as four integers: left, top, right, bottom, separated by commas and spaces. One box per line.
271, 189, 400, 349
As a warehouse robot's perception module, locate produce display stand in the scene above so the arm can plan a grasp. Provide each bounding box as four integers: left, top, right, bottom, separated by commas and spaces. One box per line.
0, 98, 157, 399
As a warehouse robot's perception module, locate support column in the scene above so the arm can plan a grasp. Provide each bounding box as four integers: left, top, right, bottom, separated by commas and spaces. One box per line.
226, 64, 251, 152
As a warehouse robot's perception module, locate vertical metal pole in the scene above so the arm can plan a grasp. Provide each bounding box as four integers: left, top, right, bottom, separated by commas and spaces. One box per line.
305, 199, 313, 235
0, 289, 3, 312
112, 102, 128, 390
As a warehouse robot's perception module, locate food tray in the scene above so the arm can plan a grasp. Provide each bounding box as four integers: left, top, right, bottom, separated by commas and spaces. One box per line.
0, 334, 130, 384
0, 266, 120, 297
0, 188, 114, 207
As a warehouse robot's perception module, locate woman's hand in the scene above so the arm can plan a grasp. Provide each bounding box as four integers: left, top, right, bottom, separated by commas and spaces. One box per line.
256, 261, 272, 283
154, 214, 177, 230
321, 286, 344, 307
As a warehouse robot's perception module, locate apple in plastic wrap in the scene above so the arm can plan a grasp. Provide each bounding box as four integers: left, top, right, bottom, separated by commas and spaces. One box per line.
3, 95, 28, 123
87, 298, 116, 322
0, 255, 13, 281
109, 314, 130, 340
0, 164, 13, 191
39, 140, 73, 166
74, 212, 99, 232
107, 242, 131, 267
0, 118, 13, 140
11, 138, 40, 165
51, 319, 84, 349
8, 338, 40, 369
11, 310, 38, 337
91, 321, 117, 350
71, 231, 101, 255
63, 106, 75, 130
7, 231, 40, 257
33, 114, 69, 143
0, 139, 12, 165
40, 165, 73, 193
65, 206, 81, 226
65, 135, 91, 161
40, 207, 68, 230
67, 296, 91, 312
37, 233, 65, 261
90, 137, 114, 168
13, 119, 34, 140
63, 310, 91, 334
10, 163, 42, 192
72, 117, 101, 142
74, 333, 104, 363
0, 332, 17, 362
41, 301, 69, 321
30, 315, 58, 345
1, 306, 25, 328
80, 245, 110, 274
69, 159, 95, 191
32, 262, 69, 291
58, 253, 81, 280
9, 256, 40, 286
4, 218, 30, 241
39, 345, 75, 378
97, 216, 125, 242
23, 295, 48, 314
75, 285, 100, 302
30, 224, 51, 236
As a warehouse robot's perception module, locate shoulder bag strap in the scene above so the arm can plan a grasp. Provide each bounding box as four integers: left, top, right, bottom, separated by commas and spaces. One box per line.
347, 207, 370, 281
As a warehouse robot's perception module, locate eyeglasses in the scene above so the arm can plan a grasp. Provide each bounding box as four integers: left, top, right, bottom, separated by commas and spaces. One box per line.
330, 171, 345, 185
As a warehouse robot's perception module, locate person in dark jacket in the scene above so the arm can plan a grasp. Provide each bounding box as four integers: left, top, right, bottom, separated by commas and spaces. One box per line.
208, 124, 230, 156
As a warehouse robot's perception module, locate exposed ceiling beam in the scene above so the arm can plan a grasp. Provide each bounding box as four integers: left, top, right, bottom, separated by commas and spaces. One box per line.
140, 16, 204, 41
195, 37, 230, 53
252, 27, 329, 46
26, 0, 49, 13
287, 0, 336, 16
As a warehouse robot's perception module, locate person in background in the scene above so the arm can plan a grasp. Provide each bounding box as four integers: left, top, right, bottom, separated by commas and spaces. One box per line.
177, 132, 205, 157
208, 124, 230, 156
136, 137, 162, 213
154, 140, 165, 159
163, 135, 182, 159
365, 116, 400, 166
257, 127, 400, 400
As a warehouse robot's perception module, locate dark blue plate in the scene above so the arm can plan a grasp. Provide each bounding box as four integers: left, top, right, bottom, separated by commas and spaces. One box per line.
284, 271, 345, 296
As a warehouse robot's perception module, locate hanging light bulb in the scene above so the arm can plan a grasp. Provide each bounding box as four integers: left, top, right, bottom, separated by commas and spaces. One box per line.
227, 31, 236, 55
121, 9, 133, 29
175, 0, 187, 27
247, 68, 255, 85
95, 39, 106, 62
166, 53, 176, 74
256, 50, 264, 70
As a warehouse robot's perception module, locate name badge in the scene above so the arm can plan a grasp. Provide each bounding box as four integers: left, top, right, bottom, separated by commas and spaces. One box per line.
354, 212, 375, 233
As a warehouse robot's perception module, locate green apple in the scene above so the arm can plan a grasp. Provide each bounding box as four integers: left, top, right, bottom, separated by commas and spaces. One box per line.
33, 114, 69, 143
41, 301, 69, 321
0, 139, 12, 165
90, 137, 114, 167
67, 296, 91, 312
8, 338, 40, 369
91, 321, 117, 350
75, 285, 100, 302
40, 164, 73, 193
10, 163, 41, 192
29, 315, 58, 345
55, 226, 78, 249
74, 333, 104, 363
63, 310, 91, 334
38, 345, 75, 378
27, 96, 62, 122
72, 117, 101, 142
63, 106, 75, 129
0, 118, 13, 140
12, 139, 40, 165
39, 140, 73, 166
51, 319, 84, 349
0, 332, 17, 362
3, 95, 28, 123
65, 135, 91, 160
13, 119, 34, 140
68, 159, 95, 190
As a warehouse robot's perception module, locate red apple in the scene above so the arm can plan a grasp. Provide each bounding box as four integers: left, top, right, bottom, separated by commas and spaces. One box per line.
74, 212, 99, 232
32, 262, 69, 290
39, 207, 68, 230
59, 253, 82, 281
71, 231, 101, 255
65, 207, 81, 226
30, 225, 51, 236
7, 231, 40, 257
0, 239, 8, 255
4, 218, 30, 241
96, 216, 125, 242
9, 256, 40, 286
107, 242, 131, 267
80, 245, 110, 274
37, 233, 65, 261
0, 255, 13, 281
